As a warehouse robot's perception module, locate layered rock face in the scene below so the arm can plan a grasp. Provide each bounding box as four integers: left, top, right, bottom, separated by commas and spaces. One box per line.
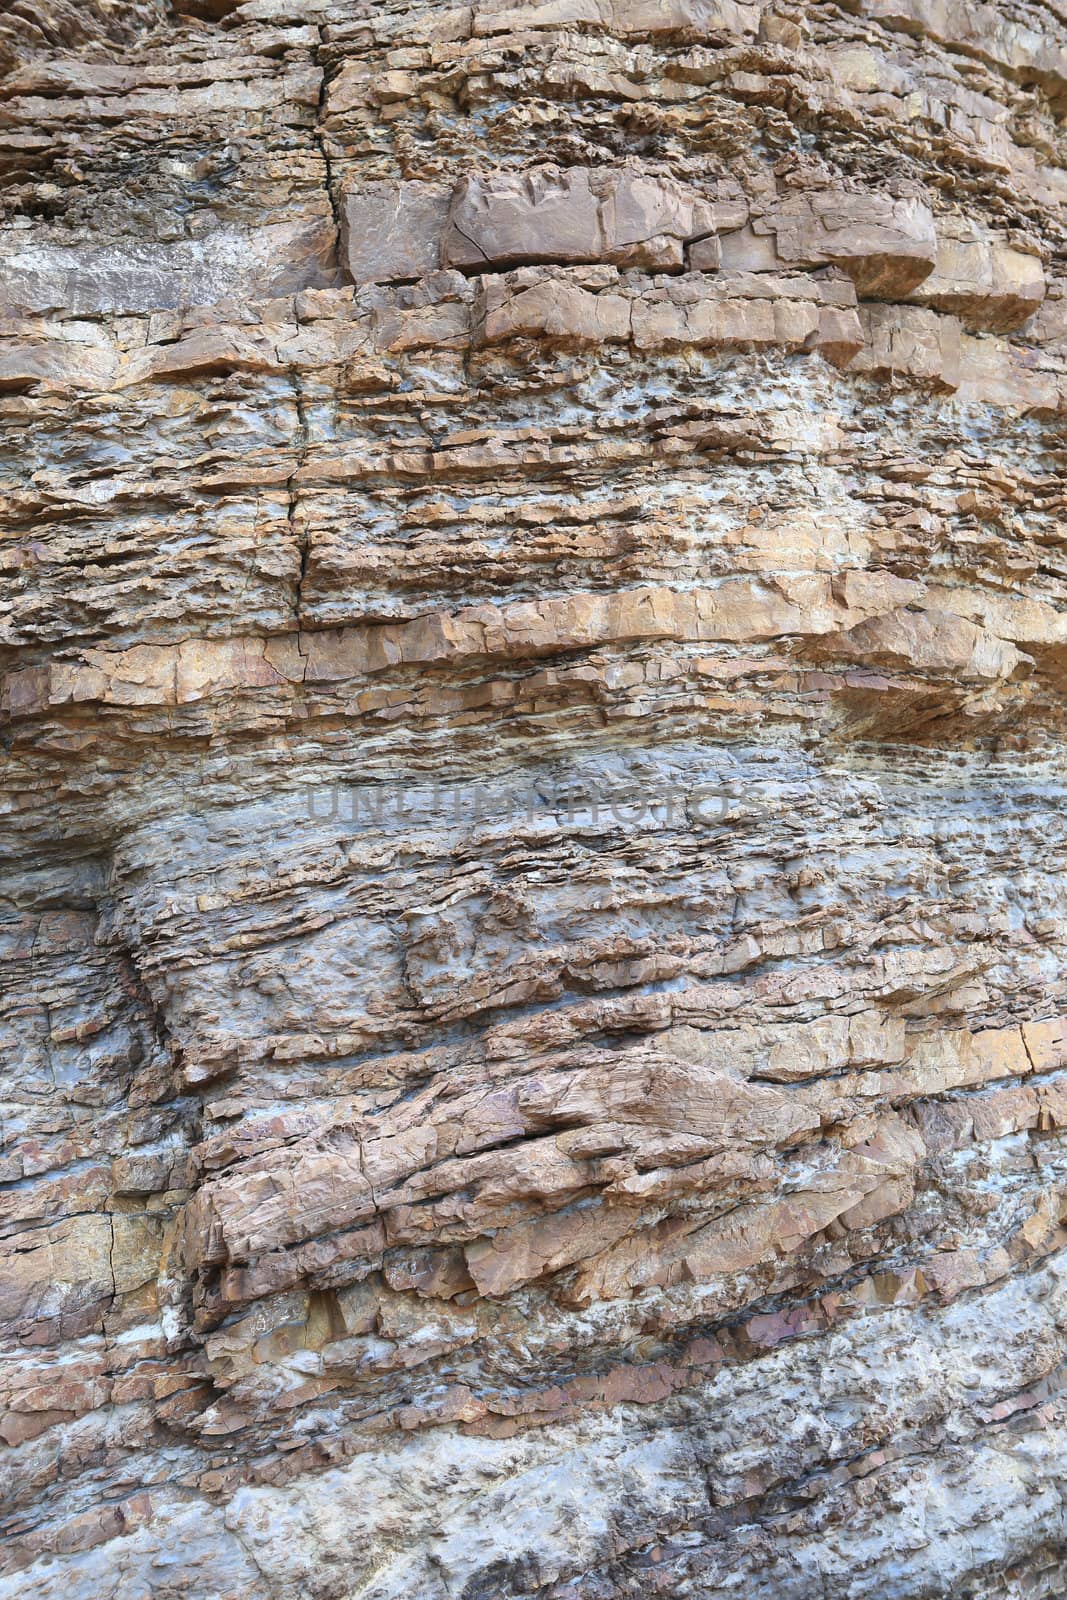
4, 0, 1067, 1593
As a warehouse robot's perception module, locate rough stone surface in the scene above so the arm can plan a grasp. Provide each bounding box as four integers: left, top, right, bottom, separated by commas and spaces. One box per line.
3, 0, 1067, 1596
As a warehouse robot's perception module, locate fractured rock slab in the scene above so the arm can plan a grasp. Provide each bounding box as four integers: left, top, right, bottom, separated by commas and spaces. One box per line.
441, 164, 720, 271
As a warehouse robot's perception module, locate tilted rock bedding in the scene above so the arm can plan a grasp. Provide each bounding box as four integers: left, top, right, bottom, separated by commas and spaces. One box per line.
3, 0, 1067, 1594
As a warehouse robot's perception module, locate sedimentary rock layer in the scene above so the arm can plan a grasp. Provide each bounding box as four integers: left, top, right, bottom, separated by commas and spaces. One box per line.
3, 0, 1067, 1594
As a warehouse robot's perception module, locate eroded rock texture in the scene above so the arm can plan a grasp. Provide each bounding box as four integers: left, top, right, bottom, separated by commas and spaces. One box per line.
4, 0, 1067, 1594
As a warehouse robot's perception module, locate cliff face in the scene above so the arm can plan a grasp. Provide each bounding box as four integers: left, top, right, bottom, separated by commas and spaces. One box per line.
3, 0, 1067, 1594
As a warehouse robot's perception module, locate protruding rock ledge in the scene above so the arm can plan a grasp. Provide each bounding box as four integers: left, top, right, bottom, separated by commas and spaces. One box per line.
441, 164, 721, 272
471, 0, 764, 41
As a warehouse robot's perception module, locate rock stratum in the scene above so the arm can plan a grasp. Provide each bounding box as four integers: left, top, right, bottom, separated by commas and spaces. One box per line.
3, 0, 1067, 1594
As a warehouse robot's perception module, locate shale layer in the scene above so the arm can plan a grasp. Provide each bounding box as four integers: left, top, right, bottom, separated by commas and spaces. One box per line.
4, 0, 1067, 1595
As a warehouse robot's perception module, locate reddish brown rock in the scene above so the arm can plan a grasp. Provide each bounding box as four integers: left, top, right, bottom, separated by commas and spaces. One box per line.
908, 217, 1045, 331
339, 181, 452, 286
770, 190, 938, 296
441, 165, 720, 271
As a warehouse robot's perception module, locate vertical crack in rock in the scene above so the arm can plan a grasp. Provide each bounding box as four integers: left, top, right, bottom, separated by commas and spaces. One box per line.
312, 23, 344, 268
287, 370, 312, 636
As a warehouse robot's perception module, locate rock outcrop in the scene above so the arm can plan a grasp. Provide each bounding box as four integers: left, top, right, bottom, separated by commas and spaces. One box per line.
3, 0, 1067, 1595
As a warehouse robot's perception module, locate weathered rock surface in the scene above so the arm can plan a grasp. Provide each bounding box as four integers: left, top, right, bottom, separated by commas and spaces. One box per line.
3, 0, 1067, 1595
